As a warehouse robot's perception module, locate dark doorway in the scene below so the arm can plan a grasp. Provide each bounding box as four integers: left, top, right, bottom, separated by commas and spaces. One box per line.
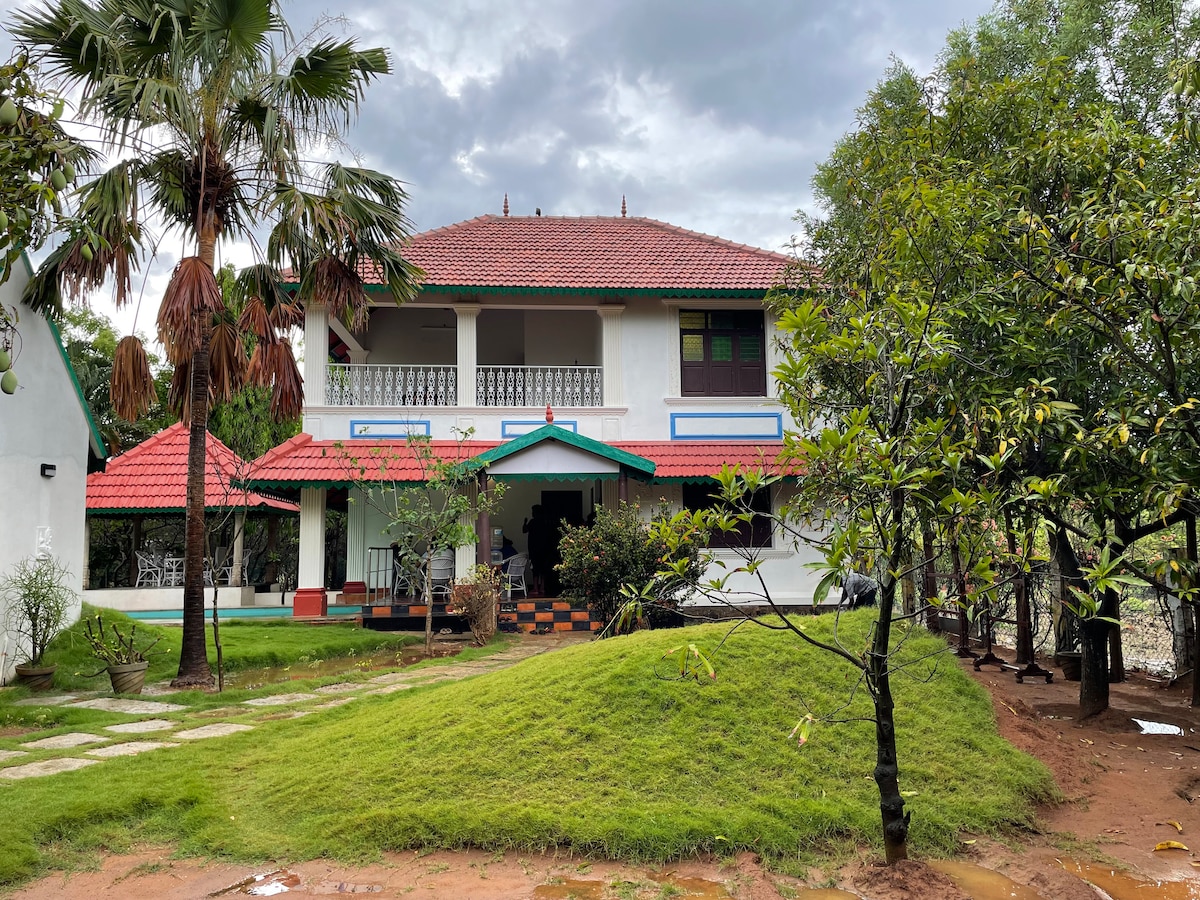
541, 490, 582, 596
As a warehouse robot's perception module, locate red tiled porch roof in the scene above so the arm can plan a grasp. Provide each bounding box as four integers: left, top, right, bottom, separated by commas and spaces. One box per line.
86, 423, 299, 514
367, 215, 795, 294
245, 433, 795, 488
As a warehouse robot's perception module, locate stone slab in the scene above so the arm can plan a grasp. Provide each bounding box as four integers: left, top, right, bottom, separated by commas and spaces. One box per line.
174, 723, 255, 740
13, 694, 80, 706
0, 749, 30, 763
85, 741, 180, 757
105, 719, 176, 734
67, 698, 187, 714
0, 757, 99, 779
313, 683, 363, 694
242, 693, 319, 707
22, 732, 109, 750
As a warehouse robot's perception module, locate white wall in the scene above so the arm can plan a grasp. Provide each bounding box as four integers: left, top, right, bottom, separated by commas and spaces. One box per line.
0, 264, 91, 682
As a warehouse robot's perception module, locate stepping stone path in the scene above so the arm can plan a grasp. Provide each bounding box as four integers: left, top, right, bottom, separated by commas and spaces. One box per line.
174, 723, 255, 740
242, 692, 319, 707
22, 732, 108, 750
68, 698, 186, 714
0, 634, 586, 780
86, 741, 180, 757
1, 758, 99, 779
105, 719, 176, 734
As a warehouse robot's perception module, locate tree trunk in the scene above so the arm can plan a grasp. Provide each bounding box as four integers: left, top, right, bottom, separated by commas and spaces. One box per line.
173, 338, 214, 688
870, 569, 909, 863
921, 518, 937, 628
1079, 616, 1110, 718
1106, 590, 1125, 683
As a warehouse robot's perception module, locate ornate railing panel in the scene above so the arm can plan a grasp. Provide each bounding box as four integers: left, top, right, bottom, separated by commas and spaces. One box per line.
477, 366, 603, 407
326, 364, 457, 407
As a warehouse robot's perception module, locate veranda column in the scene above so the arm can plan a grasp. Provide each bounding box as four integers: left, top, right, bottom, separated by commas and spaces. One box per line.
303, 300, 329, 408
344, 487, 367, 590
597, 305, 624, 406
456, 305, 480, 407
294, 486, 328, 616
455, 477, 479, 580
230, 510, 245, 587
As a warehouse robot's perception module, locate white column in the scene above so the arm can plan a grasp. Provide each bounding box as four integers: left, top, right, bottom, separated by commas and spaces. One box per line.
303, 301, 329, 408
456, 305, 480, 406
298, 487, 327, 589
454, 478, 478, 579
231, 510, 245, 587
346, 487, 367, 583
597, 305, 624, 406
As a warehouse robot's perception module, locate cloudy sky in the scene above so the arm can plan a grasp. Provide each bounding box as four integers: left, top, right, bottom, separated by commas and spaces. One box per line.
0, 0, 996, 337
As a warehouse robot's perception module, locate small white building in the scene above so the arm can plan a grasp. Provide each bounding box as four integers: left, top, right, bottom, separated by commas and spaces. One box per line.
0, 254, 107, 681
246, 212, 825, 617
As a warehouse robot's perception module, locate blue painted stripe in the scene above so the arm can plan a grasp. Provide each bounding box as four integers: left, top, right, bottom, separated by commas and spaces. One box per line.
669, 411, 783, 440
501, 419, 579, 437
349, 419, 432, 438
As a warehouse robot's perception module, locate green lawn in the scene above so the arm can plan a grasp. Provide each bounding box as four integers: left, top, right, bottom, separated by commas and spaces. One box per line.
40, 605, 422, 691
0, 611, 1055, 886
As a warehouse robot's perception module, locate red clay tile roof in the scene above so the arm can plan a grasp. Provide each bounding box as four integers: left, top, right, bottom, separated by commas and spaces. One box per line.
86, 423, 299, 513
366, 215, 794, 293
245, 434, 794, 487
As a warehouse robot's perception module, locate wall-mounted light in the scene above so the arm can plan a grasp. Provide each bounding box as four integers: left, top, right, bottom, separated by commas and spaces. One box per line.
40, 464, 56, 478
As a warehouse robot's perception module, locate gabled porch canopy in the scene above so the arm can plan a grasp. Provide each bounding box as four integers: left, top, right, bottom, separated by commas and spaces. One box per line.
467, 423, 656, 482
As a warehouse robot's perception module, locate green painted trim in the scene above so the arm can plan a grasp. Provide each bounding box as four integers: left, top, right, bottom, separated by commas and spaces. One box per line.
470, 424, 656, 477
316, 282, 768, 299
87, 505, 299, 516
41, 283, 109, 461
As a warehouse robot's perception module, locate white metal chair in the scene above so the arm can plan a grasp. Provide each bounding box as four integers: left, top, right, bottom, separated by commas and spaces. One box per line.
135, 551, 163, 587
502, 554, 528, 599
427, 549, 455, 602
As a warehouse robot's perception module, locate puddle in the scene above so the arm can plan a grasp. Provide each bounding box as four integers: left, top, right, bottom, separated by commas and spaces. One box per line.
533, 876, 731, 899
929, 860, 1050, 900
210, 869, 303, 896
1062, 860, 1200, 900
531, 880, 607, 900
1133, 718, 1186, 736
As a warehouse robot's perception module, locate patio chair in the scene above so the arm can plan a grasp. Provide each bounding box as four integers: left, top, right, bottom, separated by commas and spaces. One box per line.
427, 549, 455, 602
502, 554, 528, 600
135, 551, 163, 587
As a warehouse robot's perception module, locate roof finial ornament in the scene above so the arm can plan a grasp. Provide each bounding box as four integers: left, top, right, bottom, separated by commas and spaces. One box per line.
546, 405, 554, 424
503, 193, 509, 216
621, 194, 626, 217
535, 207, 541, 216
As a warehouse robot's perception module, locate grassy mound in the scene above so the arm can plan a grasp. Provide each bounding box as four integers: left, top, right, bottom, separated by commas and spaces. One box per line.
0, 612, 1053, 884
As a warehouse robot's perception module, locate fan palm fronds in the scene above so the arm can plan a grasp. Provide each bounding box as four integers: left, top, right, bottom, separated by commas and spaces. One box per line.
110, 335, 158, 422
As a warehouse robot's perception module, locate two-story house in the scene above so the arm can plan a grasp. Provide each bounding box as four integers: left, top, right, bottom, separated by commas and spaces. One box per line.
247, 209, 824, 616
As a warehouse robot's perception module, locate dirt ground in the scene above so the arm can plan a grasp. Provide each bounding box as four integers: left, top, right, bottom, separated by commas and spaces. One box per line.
8, 649, 1200, 899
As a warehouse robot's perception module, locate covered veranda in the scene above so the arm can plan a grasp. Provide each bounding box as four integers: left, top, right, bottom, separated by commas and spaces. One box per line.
243, 420, 806, 618
84, 423, 299, 612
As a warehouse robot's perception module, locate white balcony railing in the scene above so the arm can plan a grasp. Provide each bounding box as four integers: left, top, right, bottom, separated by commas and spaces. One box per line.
477, 365, 603, 407
326, 363, 457, 407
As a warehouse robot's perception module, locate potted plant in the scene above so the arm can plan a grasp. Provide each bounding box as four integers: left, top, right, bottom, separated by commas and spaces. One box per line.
1, 554, 76, 690
83, 613, 160, 694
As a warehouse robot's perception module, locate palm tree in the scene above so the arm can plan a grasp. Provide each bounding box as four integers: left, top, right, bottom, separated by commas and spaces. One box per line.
13, 0, 421, 686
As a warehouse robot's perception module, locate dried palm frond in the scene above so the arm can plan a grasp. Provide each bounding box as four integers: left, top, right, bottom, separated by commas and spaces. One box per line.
237, 295, 277, 344
245, 342, 268, 387
110, 336, 157, 422
265, 340, 303, 420
167, 359, 190, 418
208, 320, 247, 402
306, 255, 369, 330
157, 257, 223, 365
267, 296, 305, 330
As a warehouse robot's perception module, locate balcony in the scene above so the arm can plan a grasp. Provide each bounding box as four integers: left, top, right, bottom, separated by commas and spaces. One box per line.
326, 363, 603, 407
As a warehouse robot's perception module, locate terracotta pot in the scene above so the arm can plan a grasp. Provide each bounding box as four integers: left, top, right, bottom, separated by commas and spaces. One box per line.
14, 663, 56, 691
107, 660, 149, 695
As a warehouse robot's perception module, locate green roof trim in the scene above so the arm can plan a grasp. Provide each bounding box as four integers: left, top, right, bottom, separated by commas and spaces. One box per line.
87, 505, 298, 516
469, 424, 656, 478
45, 313, 109, 461
366, 283, 769, 299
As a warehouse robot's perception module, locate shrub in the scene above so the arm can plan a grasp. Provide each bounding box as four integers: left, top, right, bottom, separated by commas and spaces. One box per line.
451, 564, 500, 644
557, 502, 703, 630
